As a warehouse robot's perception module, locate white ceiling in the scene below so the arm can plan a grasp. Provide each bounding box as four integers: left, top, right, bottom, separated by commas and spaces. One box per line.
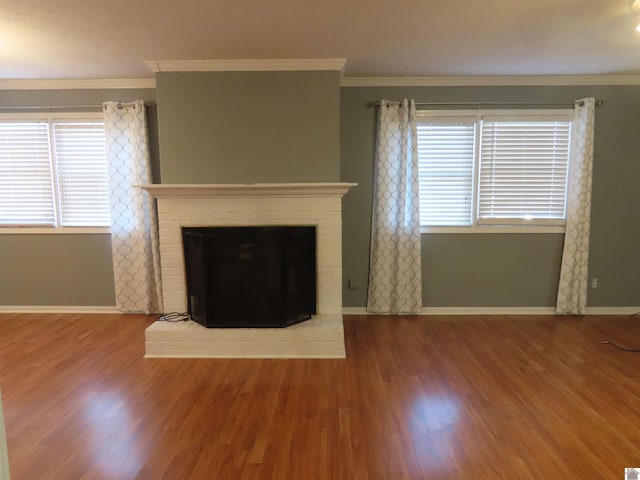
1, 0, 640, 80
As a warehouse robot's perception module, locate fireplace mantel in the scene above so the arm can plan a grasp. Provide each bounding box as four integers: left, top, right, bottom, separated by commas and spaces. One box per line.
138, 182, 357, 198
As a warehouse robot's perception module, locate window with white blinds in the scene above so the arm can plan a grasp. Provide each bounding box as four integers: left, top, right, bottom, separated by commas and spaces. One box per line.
478, 120, 570, 225
417, 120, 475, 226
54, 122, 110, 226
0, 114, 110, 228
0, 122, 55, 225
416, 110, 573, 229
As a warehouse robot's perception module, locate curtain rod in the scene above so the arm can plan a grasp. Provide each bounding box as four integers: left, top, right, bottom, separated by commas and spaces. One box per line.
365, 100, 604, 108
0, 102, 156, 111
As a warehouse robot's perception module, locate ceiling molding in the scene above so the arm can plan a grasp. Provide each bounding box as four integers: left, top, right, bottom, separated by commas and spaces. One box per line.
145, 59, 347, 74
0, 78, 156, 90
340, 75, 640, 87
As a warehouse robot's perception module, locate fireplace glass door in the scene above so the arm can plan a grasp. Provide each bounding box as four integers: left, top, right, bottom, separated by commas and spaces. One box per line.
182, 226, 317, 328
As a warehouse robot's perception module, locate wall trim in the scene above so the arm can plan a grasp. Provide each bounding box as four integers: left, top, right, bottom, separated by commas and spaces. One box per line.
343, 307, 640, 315
584, 307, 640, 315
0, 306, 120, 314
0, 306, 635, 316
0, 78, 156, 90
1, 306, 635, 316
145, 58, 347, 74
343, 307, 556, 315
340, 74, 640, 87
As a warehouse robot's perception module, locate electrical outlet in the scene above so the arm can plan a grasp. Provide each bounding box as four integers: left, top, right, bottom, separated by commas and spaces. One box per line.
591, 278, 598, 288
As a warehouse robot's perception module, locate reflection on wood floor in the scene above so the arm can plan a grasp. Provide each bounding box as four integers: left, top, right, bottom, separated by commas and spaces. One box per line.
0, 312, 639, 479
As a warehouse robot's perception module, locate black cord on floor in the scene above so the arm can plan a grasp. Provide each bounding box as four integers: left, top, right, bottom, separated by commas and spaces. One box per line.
630, 311, 640, 320
601, 340, 640, 353
157, 312, 190, 322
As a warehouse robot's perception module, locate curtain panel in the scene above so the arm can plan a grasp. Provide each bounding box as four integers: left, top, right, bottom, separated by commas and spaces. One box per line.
103, 101, 162, 314
556, 98, 596, 315
367, 99, 423, 314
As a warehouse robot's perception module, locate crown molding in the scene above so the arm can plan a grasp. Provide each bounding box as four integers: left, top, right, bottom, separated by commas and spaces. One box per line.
145, 58, 347, 74
0, 78, 156, 90
340, 74, 640, 87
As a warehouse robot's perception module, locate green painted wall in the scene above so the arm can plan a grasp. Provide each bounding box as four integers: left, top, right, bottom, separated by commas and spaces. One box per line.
341, 85, 640, 308
155, 71, 341, 183
0, 234, 115, 306
0, 88, 158, 306
2, 81, 639, 309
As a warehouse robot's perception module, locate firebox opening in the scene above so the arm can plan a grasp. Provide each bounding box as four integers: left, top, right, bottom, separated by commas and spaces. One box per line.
182, 226, 317, 328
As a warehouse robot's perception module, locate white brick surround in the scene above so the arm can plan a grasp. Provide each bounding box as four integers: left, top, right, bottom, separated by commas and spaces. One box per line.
139, 183, 356, 358
146, 183, 355, 314
158, 194, 344, 313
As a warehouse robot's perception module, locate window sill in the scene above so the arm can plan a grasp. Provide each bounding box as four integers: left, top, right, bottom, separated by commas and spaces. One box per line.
421, 226, 565, 234
0, 227, 111, 235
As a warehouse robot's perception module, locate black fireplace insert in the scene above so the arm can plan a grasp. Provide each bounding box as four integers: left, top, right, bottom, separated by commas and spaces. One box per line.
182, 226, 317, 328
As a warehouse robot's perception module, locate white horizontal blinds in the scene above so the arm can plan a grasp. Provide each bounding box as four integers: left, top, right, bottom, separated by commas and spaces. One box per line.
478, 119, 571, 225
0, 122, 55, 225
53, 121, 110, 226
417, 119, 475, 226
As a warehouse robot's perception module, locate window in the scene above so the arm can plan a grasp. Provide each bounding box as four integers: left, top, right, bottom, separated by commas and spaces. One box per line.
0, 113, 110, 229
416, 110, 573, 231
417, 118, 475, 226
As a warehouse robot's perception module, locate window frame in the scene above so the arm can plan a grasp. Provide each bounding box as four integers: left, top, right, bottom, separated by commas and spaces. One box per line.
0, 112, 111, 234
416, 109, 573, 234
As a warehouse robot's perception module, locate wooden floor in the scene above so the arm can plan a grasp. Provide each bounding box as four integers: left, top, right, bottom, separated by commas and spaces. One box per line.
1, 313, 639, 479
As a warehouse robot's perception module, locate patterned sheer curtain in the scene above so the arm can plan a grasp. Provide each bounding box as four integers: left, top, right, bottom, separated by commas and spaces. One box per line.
367, 99, 422, 314
103, 101, 162, 314
556, 98, 596, 315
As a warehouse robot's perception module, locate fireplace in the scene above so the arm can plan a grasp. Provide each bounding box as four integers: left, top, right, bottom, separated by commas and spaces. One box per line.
183, 226, 317, 328
139, 183, 356, 358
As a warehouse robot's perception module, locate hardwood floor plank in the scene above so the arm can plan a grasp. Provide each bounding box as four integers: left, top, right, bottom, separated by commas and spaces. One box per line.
1, 313, 640, 478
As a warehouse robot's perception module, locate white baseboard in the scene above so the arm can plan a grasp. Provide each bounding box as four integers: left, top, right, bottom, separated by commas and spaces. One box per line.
343, 306, 640, 315
0, 305, 120, 314
584, 307, 640, 315
1, 305, 636, 316
343, 307, 555, 315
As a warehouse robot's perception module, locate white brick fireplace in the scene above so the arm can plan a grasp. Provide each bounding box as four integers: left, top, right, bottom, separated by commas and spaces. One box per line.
140, 183, 356, 358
